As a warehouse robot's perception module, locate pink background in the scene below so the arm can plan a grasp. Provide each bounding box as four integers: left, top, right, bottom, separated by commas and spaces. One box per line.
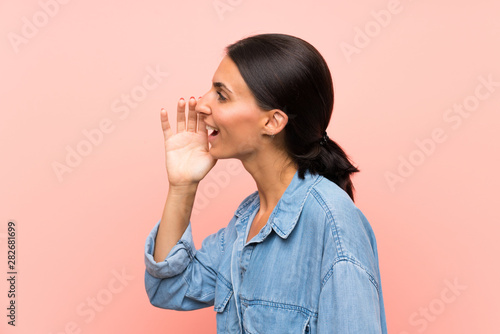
1, 0, 499, 333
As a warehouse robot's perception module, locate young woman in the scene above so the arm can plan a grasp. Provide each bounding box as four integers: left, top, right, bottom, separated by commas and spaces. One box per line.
144, 33, 387, 333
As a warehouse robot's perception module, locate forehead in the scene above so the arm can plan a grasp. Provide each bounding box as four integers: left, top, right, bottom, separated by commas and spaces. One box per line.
212, 56, 250, 97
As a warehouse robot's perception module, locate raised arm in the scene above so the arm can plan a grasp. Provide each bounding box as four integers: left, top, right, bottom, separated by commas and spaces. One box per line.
154, 97, 217, 262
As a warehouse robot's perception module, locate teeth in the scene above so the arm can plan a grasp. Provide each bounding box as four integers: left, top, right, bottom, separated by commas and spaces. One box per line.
206, 125, 218, 132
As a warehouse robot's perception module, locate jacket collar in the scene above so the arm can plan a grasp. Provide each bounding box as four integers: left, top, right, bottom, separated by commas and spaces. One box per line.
235, 171, 323, 239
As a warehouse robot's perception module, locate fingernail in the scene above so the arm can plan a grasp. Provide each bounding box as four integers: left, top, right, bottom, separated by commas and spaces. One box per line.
198, 96, 202, 99
190, 96, 195, 100
179, 97, 184, 101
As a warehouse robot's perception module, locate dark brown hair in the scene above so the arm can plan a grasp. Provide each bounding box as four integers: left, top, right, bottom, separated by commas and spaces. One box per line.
226, 33, 359, 200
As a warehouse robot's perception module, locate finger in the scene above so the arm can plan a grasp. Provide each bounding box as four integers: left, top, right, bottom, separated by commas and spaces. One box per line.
160, 108, 173, 139
177, 98, 186, 132
186, 96, 197, 132
196, 96, 208, 133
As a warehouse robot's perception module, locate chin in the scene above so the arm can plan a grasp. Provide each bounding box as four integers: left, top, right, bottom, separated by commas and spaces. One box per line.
208, 151, 221, 159
208, 147, 225, 160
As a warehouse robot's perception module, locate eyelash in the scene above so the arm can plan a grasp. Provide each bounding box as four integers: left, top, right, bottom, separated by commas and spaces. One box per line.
216, 91, 227, 102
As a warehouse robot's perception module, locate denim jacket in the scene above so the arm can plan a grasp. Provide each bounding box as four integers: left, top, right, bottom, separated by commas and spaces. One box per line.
145, 171, 387, 333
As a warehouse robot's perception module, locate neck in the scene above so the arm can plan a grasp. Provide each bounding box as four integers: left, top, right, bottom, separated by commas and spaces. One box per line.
241, 147, 297, 212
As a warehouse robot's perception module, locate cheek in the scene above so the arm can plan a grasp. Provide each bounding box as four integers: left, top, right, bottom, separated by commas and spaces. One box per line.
218, 109, 262, 139
234, 124, 263, 155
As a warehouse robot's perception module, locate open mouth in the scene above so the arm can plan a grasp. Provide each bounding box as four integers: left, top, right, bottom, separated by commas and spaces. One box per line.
206, 125, 219, 137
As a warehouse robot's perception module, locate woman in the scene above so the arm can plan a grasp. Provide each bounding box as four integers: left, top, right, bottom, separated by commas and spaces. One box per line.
145, 33, 387, 333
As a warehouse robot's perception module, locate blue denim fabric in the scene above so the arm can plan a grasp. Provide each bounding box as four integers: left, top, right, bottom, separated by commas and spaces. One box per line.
145, 171, 387, 333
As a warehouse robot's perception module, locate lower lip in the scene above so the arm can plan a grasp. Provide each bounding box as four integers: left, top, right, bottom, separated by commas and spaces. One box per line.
208, 131, 219, 144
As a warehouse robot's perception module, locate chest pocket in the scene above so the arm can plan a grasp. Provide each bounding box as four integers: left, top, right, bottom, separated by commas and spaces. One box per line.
241, 298, 315, 334
214, 278, 239, 333
214, 279, 232, 312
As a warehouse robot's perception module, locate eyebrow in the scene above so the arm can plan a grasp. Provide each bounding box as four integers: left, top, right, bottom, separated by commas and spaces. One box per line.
213, 82, 233, 94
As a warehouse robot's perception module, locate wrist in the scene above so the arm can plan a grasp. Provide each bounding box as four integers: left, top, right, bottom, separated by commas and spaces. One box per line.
168, 182, 199, 195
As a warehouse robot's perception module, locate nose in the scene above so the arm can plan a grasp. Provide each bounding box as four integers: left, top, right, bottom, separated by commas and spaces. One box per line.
195, 94, 211, 115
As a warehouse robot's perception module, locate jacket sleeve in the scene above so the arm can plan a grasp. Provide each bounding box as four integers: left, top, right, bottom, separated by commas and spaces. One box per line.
317, 258, 387, 334
144, 220, 224, 311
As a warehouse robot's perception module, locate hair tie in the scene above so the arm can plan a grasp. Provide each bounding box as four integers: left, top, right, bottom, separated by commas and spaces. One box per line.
319, 131, 329, 146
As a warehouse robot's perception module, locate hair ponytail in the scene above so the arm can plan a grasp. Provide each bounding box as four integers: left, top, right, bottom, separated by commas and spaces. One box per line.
294, 137, 359, 200
226, 33, 359, 200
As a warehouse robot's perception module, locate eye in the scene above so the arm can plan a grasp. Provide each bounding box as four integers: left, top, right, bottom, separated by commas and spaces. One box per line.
216, 91, 227, 102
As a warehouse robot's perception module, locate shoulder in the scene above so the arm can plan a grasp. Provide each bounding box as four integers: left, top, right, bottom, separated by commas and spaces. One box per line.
305, 177, 379, 272
304, 176, 363, 227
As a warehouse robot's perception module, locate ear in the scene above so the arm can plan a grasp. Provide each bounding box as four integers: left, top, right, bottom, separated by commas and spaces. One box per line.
263, 109, 288, 136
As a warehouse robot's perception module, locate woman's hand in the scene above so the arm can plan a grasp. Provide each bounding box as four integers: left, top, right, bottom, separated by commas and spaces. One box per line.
161, 97, 216, 187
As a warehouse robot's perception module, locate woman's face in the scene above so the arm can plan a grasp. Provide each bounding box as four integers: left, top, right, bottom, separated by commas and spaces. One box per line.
196, 56, 270, 160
